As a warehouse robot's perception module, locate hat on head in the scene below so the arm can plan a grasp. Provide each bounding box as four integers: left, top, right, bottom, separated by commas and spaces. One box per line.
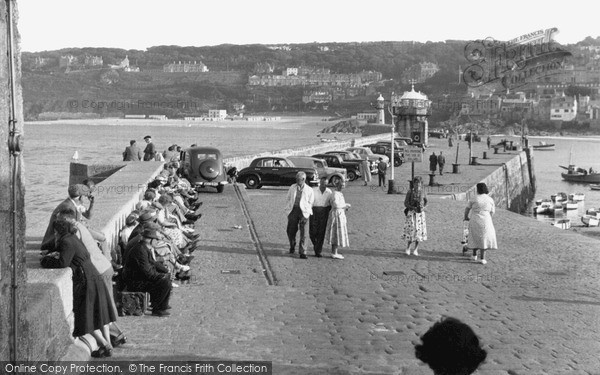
144, 135, 152, 140
125, 213, 138, 226
138, 210, 156, 223
142, 228, 162, 240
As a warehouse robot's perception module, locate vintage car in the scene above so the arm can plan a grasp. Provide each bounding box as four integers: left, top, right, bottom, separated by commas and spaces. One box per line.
363, 143, 403, 167
287, 156, 347, 186
345, 146, 389, 173
236, 156, 319, 189
312, 153, 361, 181
180, 146, 228, 193
428, 130, 447, 139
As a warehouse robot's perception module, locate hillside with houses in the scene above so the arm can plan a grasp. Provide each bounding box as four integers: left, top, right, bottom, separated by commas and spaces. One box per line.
21, 38, 600, 133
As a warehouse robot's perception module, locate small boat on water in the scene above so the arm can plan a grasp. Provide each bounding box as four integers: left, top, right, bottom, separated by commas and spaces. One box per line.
551, 192, 568, 202
564, 201, 579, 210
559, 147, 600, 183
568, 193, 585, 201
552, 219, 571, 229
581, 215, 600, 227
590, 184, 600, 191
532, 141, 555, 150
533, 201, 554, 215
585, 208, 599, 216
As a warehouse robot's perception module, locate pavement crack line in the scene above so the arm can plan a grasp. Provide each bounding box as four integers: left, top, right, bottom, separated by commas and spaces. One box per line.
233, 183, 278, 286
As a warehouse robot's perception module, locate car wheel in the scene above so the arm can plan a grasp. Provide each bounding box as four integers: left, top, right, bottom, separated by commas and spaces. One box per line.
245, 175, 260, 189
216, 185, 224, 193
394, 158, 402, 167
330, 175, 342, 186
347, 170, 357, 181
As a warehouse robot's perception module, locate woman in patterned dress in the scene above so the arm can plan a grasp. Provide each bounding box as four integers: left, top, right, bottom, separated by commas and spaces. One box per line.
403, 176, 428, 256
325, 179, 351, 259
464, 183, 497, 265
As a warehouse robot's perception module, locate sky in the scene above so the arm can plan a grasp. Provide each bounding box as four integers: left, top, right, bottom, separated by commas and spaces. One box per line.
17, 0, 600, 52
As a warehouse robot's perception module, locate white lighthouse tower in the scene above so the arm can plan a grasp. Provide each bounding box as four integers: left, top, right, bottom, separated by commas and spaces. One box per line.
376, 93, 385, 125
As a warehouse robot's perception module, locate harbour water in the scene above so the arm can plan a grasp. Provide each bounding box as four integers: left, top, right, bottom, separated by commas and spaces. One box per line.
495, 135, 600, 227
23, 117, 332, 231
22, 121, 600, 232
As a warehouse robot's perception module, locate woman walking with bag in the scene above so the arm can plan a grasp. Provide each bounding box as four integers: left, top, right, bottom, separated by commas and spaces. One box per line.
403, 176, 428, 256
464, 183, 497, 265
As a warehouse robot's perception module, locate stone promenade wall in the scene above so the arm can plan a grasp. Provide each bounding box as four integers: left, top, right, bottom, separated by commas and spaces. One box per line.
449, 148, 536, 212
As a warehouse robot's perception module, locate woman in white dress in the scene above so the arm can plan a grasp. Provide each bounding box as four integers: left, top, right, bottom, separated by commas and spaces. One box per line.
464, 183, 497, 265
325, 180, 351, 259
403, 176, 428, 256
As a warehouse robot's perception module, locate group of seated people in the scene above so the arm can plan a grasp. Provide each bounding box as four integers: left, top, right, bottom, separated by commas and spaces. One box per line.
117, 161, 203, 316
39, 161, 204, 356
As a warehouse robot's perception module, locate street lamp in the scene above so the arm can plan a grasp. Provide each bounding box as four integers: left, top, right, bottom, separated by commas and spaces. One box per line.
387, 93, 396, 194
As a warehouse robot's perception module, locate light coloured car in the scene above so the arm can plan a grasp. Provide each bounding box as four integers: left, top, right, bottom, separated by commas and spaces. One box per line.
288, 156, 347, 186
345, 147, 389, 173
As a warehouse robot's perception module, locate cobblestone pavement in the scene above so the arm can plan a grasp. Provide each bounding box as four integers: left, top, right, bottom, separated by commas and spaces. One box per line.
111, 141, 600, 375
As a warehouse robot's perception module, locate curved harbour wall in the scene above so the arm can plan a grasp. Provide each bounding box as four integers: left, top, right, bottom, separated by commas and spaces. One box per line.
447, 148, 536, 213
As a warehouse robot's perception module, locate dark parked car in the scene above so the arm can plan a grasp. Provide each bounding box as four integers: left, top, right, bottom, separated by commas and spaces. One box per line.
312, 153, 361, 181
237, 157, 319, 189
364, 143, 403, 167
180, 146, 228, 193
428, 130, 447, 138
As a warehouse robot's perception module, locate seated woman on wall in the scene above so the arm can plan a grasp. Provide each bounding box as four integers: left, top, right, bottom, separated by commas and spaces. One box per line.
40, 219, 117, 357
57, 209, 127, 348
136, 190, 157, 211
156, 195, 200, 249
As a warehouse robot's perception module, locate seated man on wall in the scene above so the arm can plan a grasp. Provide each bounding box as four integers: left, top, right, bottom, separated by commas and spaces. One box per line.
122, 228, 173, 317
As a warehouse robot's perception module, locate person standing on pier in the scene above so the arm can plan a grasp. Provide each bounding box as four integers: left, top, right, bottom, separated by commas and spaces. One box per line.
377, 157, 387, 187
310, 177, 332, 257
486, 136, 492, 149
325, 179, 350, 260
359, 158, 372, 186
429, 152, 438, 174
123, 140, 143, 161
437, 152, 446, 176
143, 135, 156, 161
464, 182, 497, 265
403, 176, 428, 256
285, 172, 314, 259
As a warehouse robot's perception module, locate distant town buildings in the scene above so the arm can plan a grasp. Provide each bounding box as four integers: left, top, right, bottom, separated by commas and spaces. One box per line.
249, 67, 382, 87
208, 109, 227, 119
59, 54, 76, 68
59, 54, 103, 70
550, 94, 577, 121
266, 45, 291, 51
302, 90, 332, 104
163, 61, 209, 73
402, 62, 439, 83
